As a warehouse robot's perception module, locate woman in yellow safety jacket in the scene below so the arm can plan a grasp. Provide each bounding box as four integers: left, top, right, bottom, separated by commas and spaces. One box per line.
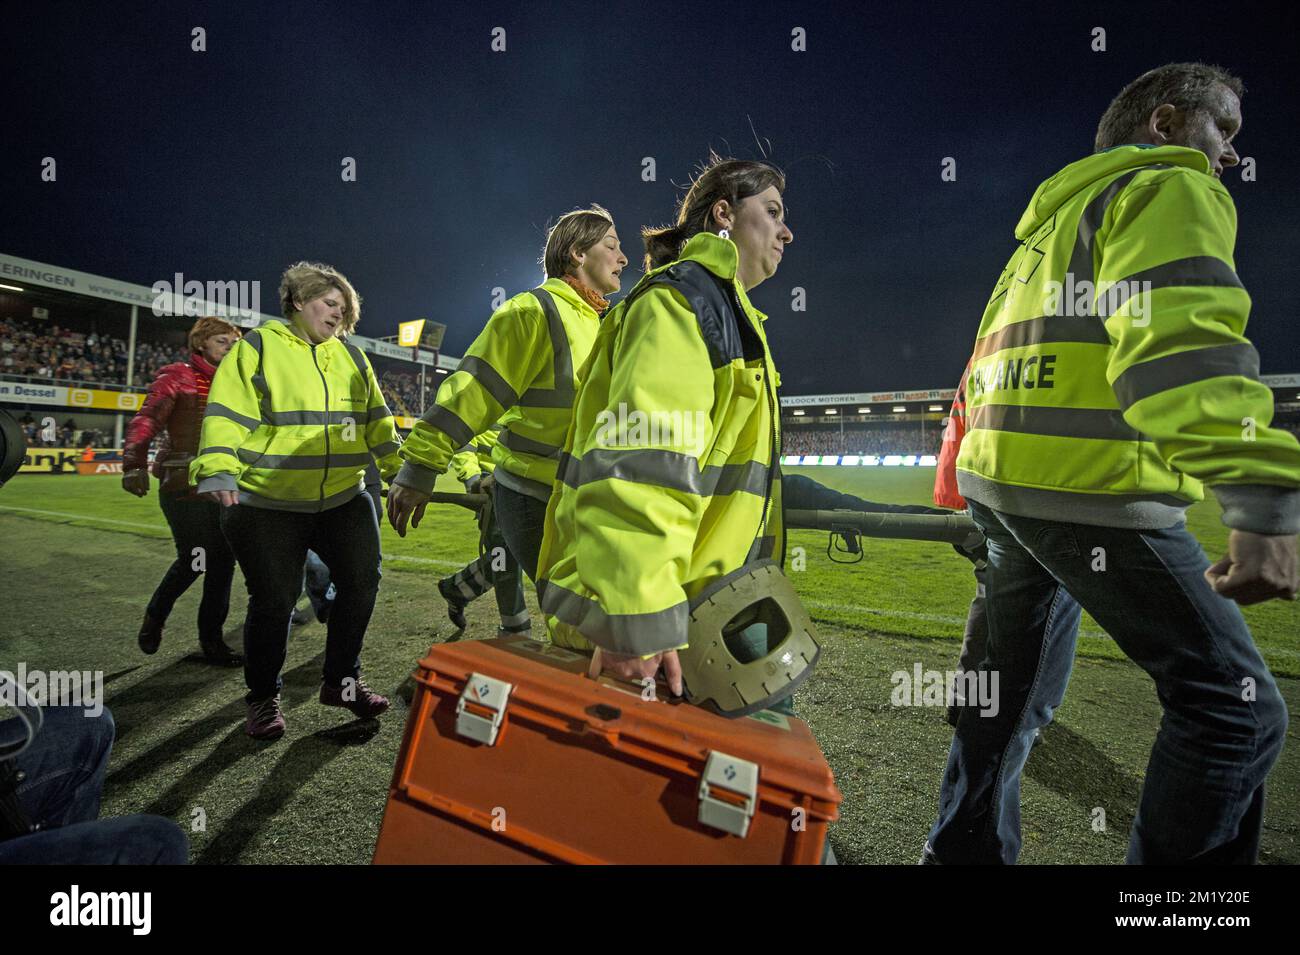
534, 157, 794, 691
189, 261, 402, 741
387, 205, 629, 587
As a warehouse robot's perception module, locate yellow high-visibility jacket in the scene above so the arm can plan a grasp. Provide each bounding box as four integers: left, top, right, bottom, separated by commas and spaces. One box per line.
536, 232, 784, 656
449, 425, 502, 490
395, 279, 601, 501
189, 320, 401, 510
958, 144, 1300, 534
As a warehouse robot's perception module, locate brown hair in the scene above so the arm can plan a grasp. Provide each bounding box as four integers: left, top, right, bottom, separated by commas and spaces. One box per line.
541, 205, 616, 279
278, 261, 362, 336
188, 316, 242, 352
1095, 62, 1244, 152
641, 153, 786, 271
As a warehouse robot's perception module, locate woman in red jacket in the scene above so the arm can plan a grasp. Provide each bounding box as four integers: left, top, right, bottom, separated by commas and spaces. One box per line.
122, 316, 243, 664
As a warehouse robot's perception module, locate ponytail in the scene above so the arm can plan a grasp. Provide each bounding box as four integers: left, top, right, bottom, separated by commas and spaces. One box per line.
639, 153, 785, 272
640, 224, 688, 271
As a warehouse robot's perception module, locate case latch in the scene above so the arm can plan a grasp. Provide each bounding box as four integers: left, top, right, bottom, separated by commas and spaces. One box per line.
455, 672, 513, 746
698, 750, 759, 837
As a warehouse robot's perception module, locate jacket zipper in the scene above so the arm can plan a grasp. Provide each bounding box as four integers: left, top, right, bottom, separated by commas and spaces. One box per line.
311, 344, 330, 510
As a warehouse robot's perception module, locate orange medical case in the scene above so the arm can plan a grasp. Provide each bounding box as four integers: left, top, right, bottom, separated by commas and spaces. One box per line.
373, 634, 841, 864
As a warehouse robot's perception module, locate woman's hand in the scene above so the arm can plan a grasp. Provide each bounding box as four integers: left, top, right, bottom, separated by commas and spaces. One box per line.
121, 469, 149, 497
588, 647, 683, 697
387, 483, 431, 537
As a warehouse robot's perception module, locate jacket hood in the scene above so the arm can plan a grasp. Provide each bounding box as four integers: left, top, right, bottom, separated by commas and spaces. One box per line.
258, 318, 344, 370
540, 276, 600, 320
1015, 145, 1211, 240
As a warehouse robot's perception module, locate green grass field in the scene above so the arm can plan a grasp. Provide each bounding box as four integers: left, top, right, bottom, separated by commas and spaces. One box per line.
1, 467, 1297, 864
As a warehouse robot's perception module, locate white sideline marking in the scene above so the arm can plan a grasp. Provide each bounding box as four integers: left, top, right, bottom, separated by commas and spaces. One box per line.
0, 504, 465, 569
805, 598, 1300, 659
384, 554, 471, 570
0, 504, 166, 531
4, 504, 1293, 657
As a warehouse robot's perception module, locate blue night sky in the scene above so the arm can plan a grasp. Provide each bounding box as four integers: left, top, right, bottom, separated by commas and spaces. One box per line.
4, 0, 1296, 393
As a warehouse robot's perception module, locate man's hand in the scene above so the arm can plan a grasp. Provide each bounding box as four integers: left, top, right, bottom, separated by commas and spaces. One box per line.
198, 489, 239, 507
1205, 530, 1299, 605
387, 483, 431, 537
588, 647, 683, 697
122, 469, 149, 497
479, 472, 496, 494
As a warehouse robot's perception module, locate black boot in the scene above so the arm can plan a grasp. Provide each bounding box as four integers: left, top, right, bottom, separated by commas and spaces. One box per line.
138, 612, 165, 655
438, 579, 469, 630
199, 631, 244, 667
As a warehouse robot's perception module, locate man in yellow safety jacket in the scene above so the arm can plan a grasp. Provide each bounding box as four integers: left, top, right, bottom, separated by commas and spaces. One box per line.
925, 63, 1300, 866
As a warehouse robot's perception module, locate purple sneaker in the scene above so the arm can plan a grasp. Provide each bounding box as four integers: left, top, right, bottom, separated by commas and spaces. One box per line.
320, 678, 390, 719
246, 694, 285, 740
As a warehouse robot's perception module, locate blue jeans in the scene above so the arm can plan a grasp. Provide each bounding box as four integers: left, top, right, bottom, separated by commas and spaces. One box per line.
928, 500, 1288, 864
493, 482, 549, 584
0, 706, 188, 864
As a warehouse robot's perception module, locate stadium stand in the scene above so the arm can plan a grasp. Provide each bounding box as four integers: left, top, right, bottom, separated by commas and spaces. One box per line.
1, 314, 417, 424
782, 423, 943, 456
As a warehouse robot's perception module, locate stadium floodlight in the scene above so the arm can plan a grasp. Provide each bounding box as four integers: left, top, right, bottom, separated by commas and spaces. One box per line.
0, 283, 23, 292
824, 409, 837, 415
892, 406, 906, 413
792, 409, 806, 416
928, 404, 943, 411
857, 407, 871, 414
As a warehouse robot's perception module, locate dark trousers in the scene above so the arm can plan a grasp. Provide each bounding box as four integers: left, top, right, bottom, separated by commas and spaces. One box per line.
439, 503, 531, 632
947, 562, 989, 727
0, 706, 188, 864
147, 491, 237, 638
928, 500, 1289, 864
493, 482, 549, 584
221, 493, 382, 702
301, 485, 383, 620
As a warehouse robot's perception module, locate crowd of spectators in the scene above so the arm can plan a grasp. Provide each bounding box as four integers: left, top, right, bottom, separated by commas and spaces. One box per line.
378, 369, 424, 418
782, 423, 943, 457
15, 412, 109, 448
0, 317, 188, 387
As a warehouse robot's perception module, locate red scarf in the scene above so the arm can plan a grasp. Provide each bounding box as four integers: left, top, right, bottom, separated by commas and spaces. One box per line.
562, 275, 609, 314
